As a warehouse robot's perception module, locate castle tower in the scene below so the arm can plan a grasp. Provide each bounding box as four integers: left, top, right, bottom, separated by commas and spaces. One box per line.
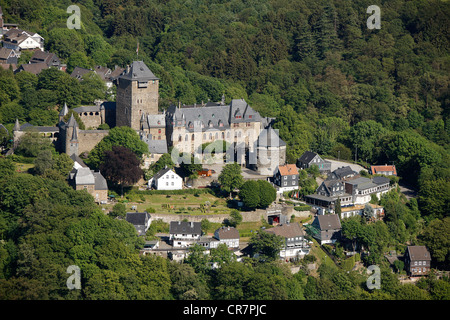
66, 114, 79, 156
115, 61, 159, 130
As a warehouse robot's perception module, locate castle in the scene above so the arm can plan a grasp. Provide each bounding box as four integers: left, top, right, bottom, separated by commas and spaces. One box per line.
13, 61, 286, 175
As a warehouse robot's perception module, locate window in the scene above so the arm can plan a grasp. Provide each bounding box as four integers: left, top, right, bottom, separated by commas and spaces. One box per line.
284, 176, 287, 180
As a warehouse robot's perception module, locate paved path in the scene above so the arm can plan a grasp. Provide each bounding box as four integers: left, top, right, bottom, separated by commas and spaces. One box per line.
324, 159, 367, 173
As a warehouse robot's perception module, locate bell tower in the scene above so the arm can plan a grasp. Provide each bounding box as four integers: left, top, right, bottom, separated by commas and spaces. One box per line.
115, 61, 159, 130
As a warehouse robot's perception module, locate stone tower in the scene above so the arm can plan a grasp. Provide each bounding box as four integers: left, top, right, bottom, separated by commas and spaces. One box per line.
115, 61, 159, 130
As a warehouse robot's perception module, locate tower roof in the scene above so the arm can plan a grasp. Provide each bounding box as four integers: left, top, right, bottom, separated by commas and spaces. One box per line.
13, 118, 20, 131
67, 114, 78, 128
119, 61, 159, 81
59, 102, 69, 116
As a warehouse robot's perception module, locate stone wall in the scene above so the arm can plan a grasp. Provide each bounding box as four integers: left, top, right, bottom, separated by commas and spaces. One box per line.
148, 206, 311, 224
77, 130, 109, 154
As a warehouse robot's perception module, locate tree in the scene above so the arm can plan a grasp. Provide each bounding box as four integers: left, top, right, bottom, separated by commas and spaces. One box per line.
249, 230, 284, 262
239, 180, 260, 209
227, 209, 243, 227
218, 162, 243, 198
87, 126, 148, 169
100, 146, 143, 196
110, 203, 127, 218
420, 217, 450, 268
33, 149, 54, 175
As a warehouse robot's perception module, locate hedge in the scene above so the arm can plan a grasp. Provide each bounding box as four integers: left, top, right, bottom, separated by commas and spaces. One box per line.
294, 205, 311, 211
129, 188, 214, 196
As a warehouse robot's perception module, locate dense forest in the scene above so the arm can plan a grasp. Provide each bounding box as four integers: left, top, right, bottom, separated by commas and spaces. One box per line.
0, 0, 449, 300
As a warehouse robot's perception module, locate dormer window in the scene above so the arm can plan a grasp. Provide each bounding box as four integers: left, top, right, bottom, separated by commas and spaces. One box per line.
218, 120, 224, 127
188, 122, 193, 129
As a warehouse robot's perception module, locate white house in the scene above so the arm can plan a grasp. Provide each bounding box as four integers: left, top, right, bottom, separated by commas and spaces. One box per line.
214, 226, 240, 248
169, 221, 202, 247
149, 167, 183, 190
2, 29, 44, 54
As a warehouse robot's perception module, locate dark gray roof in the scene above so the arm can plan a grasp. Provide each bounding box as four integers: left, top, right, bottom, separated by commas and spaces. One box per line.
345, 177, 377, 190
93, 171, 108, 190
372, 176, 390, 185
316, 215, 341, 230
119, 61, 159, 81
145, 139, 168, 154
330, 166, 357, 179
169, 221, 202, 235
72, 105, 102, 113
298, 151, 319, 164
70, 154, 87, 167
70, 66, 92, 80
126, 212, 150, 226
167, 98, 262, 132
152, 167, 175, 180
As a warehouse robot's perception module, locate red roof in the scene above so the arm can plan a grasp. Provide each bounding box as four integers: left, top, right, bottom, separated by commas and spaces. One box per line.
371, 165, 396, 175
278, 164, 298, 176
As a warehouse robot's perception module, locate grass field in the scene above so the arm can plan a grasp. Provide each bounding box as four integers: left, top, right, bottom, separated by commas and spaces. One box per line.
101, 192, 234, 215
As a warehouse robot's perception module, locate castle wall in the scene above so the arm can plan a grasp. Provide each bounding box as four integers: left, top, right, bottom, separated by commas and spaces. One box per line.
76, 130, 109, 154
78, 112, 103, 129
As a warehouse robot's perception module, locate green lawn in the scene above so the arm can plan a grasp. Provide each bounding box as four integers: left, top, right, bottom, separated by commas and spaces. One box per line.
102, 192, 234, 215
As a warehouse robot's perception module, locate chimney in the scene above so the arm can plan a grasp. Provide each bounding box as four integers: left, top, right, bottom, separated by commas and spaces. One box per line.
190, 222, 194, 228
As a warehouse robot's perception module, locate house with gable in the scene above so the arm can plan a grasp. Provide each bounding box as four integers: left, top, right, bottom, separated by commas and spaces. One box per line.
310, 214, 342, 245
370, 164, 397, 176
68, 166, 108, 203
126, 212, 151, 236
149, 167, 183, 190
273, 164, 299, 193
264, 222, 310, 260
296, 151, 331, 173
404, 246, 432, 277
169, 221, 202, 247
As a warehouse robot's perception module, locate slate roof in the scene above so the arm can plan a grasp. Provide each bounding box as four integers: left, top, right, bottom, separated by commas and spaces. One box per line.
0, 47, 14, 60
265, 222, 305, 238
147, 114, 166, 128
316, 215, 341, 230
152, 167, 176, 180
330, 166, 357, 180
70, 66, 92, 80
298, 151, 319, 164
29, 51, 59, 66
145, 139, 168, 154
406, 246, 431, 261
345, 177, 377, 190
169, 221, 202, 235
215, 226, 239, 239
167, 98, 262, 132
126, 212, 150, 226
372, 176, 390, 185
16, 62, 48, 75
119, 61, 159, 81
72, 167, 107, 190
